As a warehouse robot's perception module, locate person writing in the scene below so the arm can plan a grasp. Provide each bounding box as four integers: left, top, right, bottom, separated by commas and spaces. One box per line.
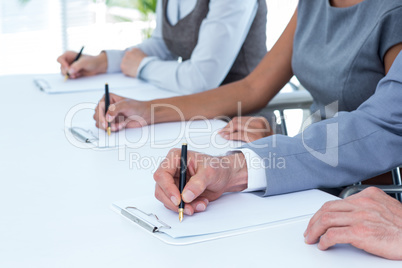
57, 0, 267, 93
93, 0, 402, 137
153, 52, 402, 259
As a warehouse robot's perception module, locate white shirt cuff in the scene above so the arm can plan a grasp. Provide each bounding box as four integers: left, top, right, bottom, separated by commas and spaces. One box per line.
229, 148, 267, 192
104, 50, 126, 73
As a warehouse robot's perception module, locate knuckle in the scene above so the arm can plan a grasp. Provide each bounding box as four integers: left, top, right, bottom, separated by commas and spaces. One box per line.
365, 186, 382, 195
191, 177, 207, 192
319, 212, 334, 226
153, 171, 163, 183
324, 229, 337, 241
321, 201, 334, 211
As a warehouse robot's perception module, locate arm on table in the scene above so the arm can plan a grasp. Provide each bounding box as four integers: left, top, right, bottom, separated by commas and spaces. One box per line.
93, 10, 297, 131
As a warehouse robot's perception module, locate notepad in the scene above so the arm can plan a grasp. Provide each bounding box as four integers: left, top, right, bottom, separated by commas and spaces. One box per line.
67, 119, 228, 149
34, 73, 151, 94
111, 190, 339, 245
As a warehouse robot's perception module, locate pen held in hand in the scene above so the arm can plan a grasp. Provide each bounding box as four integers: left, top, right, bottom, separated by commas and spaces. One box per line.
104, 83, 111, 136
178, 143, 188, 222
65, 46, 85, 81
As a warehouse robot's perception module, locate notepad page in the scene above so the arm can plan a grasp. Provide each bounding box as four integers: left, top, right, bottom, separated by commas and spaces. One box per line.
34, 73, 153, 94
113, 189, 339, 239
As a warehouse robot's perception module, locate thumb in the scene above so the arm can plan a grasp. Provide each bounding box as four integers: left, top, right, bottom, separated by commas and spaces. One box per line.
182, 173, 208, 203
106, 101, 128, 122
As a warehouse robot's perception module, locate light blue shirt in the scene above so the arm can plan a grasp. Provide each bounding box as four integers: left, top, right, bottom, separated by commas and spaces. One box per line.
106, 0, 258, 93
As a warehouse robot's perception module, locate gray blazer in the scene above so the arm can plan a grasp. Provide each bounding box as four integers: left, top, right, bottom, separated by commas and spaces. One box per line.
242, 52, 402, 196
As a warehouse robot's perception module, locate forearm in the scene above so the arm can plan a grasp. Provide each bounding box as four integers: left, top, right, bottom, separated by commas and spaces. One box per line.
147, 77, 265, 123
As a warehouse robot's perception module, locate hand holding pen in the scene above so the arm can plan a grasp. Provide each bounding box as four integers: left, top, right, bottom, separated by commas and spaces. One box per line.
57, 48, 108, 79
64, 46, 84, 81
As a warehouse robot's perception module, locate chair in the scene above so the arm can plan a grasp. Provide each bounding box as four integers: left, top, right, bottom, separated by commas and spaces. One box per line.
340, 167, 402, 201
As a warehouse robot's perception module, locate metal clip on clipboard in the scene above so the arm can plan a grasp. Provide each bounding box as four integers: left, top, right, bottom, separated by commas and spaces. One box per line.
70, 127, 98, 143
121, 207, 171, 233
34, 78, 51, 92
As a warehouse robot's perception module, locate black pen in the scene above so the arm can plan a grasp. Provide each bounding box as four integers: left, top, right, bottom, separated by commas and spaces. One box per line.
178, 143, 188, 222
65, 46, 85, 81
104, 83, 111, 136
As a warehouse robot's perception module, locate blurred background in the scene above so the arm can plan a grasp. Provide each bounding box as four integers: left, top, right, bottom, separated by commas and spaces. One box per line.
0, 0, 298, 75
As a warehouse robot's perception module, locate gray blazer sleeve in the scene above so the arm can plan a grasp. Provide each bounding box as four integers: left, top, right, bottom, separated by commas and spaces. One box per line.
242, 51, 402, 196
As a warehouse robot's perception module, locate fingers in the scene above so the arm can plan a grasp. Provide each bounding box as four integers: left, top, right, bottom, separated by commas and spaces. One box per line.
186, 196, 209, 214
219, 116, 242, 134
154, 149, 182, 208
317, 227, 355, 250
219, 116, 272, 142
304, 200, 354, 238
221, 130, 264, 143
105, 101, 147, 132
305, 212, 354, 244
155, 184, 179, 212
68, 58, 88, 79
57, 51, 76, 75
94, 96, 107, 130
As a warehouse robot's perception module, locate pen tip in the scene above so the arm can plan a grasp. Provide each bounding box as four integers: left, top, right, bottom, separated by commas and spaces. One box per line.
179, 209, 184, 222
107, 127, 111, 136
64, 74, 69, 81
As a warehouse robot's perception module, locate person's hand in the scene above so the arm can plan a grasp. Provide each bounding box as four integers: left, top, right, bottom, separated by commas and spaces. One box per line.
154, 150, 248, 216
218, 116, 273, 143
120, 48, 148, 78
57, 51, 107, 79
93, 93, 150, 132
304, 187, 402, 260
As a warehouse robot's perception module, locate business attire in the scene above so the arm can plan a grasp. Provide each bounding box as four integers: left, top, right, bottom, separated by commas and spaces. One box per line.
241, 50, 402, 196
293, 0, 402, 122
241, 0, 402, 194
106, 0, 267, 93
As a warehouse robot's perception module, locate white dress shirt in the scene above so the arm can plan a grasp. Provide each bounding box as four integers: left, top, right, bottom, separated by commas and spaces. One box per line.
237, 148, 267, 192
106, 0, 258, 93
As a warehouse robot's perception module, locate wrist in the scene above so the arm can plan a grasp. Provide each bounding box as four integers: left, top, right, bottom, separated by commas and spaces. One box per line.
96, 51, 108, 73
148, 99, 179, 124
220, 153, 248, 192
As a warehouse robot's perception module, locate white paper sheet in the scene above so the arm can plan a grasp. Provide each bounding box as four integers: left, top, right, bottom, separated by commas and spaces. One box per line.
112, 190, 339, 239
34, 73, 153, 94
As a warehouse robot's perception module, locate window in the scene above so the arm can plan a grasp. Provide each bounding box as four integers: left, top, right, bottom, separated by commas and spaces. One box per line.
0, 0, 297, 75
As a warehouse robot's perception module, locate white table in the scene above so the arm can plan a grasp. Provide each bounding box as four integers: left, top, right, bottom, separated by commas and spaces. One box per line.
0, 74, 399, 268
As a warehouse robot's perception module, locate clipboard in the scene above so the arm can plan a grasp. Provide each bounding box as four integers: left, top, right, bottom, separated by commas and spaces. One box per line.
33, 73, 151, 94
67, 119, 228, 150
111, 190, 339, 245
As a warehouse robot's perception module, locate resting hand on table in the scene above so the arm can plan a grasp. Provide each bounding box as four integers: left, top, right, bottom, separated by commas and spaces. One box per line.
57, 51, 107, 79
93, 93, 150, 132
120, 48, 148, 78
219, 116, 273, 143
154, 149, 248, 216
304, 187, 402, 260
